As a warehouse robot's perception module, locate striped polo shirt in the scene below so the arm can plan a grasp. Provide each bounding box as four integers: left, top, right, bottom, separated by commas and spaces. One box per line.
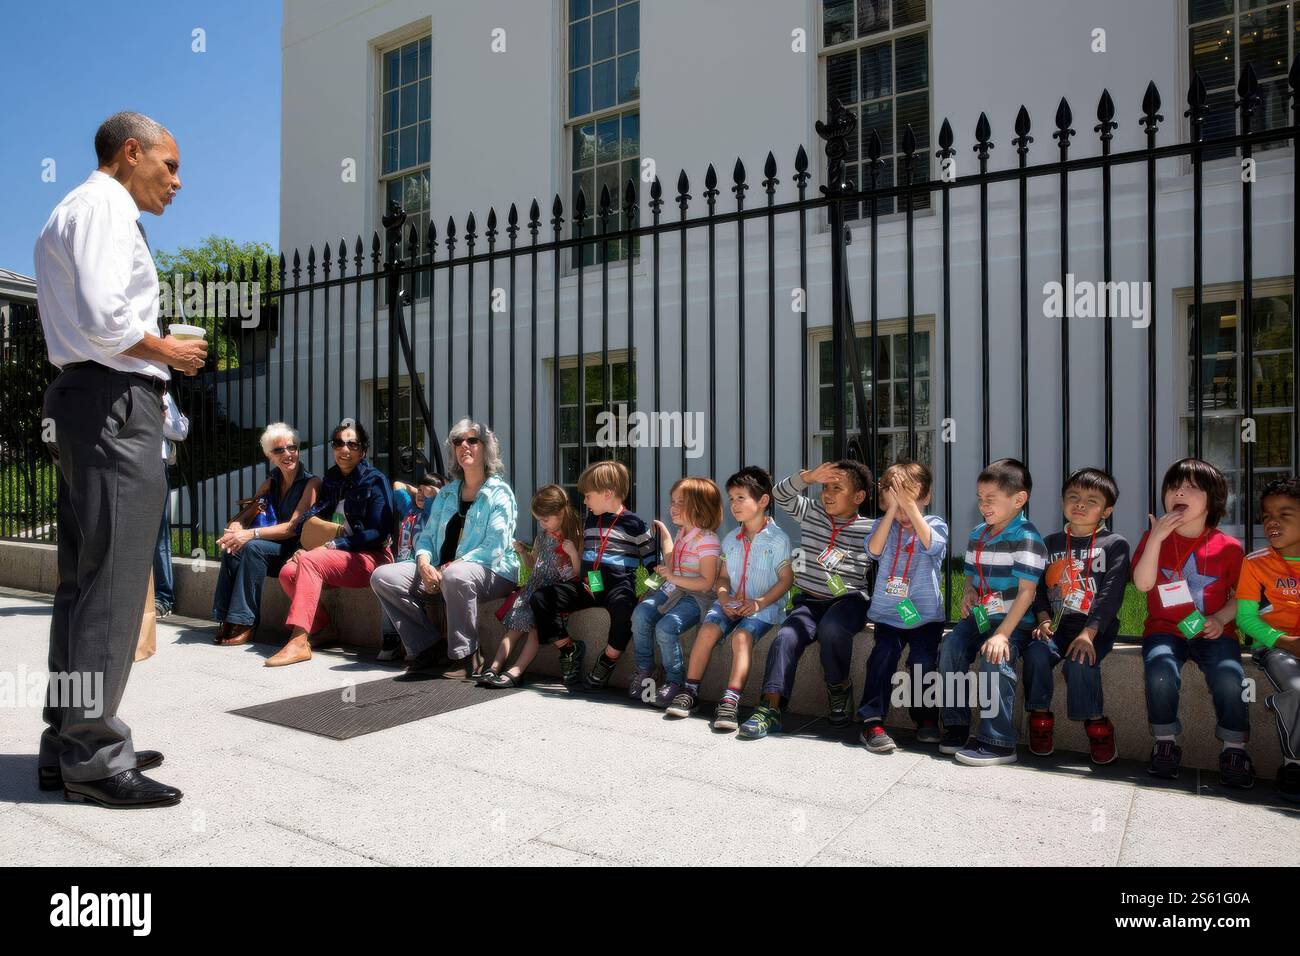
719, 518, 793, 624
964, 511, 1048, 627
581, 507, 656, 576
773, 473, 874, 599
668, 526, 722, 578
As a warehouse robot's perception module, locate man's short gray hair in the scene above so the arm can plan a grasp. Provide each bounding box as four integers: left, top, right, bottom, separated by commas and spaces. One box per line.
446, 418, 504, 480
94, 112, 170, 166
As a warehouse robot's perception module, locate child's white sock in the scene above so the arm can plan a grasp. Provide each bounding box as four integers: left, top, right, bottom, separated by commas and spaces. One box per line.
1222, 740, 1246, 752
1155, 734, 1176, 743
1285, 757, 1300, 766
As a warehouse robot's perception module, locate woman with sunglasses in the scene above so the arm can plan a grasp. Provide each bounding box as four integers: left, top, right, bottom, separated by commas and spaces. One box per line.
371, 417, 519, 678
267, 419, 395, 667
211, 423, 321, 646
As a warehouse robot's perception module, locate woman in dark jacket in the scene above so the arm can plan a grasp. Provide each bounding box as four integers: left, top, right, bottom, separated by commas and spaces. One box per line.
267, 420, 394, 667
211, 422, 321, 646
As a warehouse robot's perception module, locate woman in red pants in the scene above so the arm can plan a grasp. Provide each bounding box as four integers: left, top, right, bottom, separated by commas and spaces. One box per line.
268, 419, 394, 667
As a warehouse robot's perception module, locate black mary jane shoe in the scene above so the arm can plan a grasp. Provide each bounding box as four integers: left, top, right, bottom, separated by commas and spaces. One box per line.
474, 669, 499, 687
484, 672, 524, 689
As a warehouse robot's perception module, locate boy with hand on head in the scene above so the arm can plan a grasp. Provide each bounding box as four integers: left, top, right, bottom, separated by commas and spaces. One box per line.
665, 466, 794, 732
529, 460, 656, 689
1027, 468, 1129, 764
938, 458, 1047, 767
1132, 458, 1249, 787
858, 460, 948, 753
1236, 474, 1300, 802
738, 459, 875, 740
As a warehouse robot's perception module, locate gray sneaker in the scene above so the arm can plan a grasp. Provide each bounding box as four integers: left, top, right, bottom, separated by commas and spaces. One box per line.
712, 698, 740, 732
665, 688, 698, 718
653, 681, 682, 708
860, 723, 897, 753
627, 665, 656, 700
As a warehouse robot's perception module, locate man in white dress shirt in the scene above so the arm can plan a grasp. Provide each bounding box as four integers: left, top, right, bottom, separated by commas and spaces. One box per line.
34, 112, 206, 809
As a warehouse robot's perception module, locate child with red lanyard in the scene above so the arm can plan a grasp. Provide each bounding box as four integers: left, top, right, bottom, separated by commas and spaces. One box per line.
1133, 458, 1250, 787
665, 467, 794, 732
628, 478, 723, 707
858, 461, 949, 753
1027, 468, 1130, 764
528, 461, 656, 689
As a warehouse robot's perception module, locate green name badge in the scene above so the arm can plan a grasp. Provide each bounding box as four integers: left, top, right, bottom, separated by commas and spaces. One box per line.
826, 574, 849, 597
587, 569, 604, 593
897, 599, 921, 626
1177, 609, 1207, 639
643, 573, 664, 590
972, 603, 991, 634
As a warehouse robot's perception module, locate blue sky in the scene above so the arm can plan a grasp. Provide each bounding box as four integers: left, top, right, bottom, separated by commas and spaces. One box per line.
0, 0, 281, 276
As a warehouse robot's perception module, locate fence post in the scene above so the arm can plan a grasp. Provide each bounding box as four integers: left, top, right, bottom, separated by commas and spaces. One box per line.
817, 99, 856, 461
382, 201, 406, 479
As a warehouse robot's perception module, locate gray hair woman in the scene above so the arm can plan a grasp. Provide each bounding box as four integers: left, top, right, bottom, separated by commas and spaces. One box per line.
211, 422, 321, 646
370, 418, 520, 677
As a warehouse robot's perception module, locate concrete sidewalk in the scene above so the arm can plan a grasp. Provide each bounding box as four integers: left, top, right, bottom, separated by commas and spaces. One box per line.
1, 587, 1297, 867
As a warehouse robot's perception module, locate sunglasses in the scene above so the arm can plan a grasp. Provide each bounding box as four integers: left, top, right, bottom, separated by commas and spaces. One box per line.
452, 436, 481, 447
270, 444, 298, 456
332, 439, 361, 450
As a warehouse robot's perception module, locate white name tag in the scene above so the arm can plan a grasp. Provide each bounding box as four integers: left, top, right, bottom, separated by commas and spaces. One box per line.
884, 577, 910, 598
981, 593, 1006, 615
1157, 579, 1194, 608
1063, 588, 1092, 613
818, 546, 847, 570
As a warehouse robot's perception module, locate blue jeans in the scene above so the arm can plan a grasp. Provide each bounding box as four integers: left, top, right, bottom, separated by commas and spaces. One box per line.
938, 616, 1033, 748
153, 493, 175, 611
211, 537, 298, 627
1142, 632, 1250, 743
631, 587, 702, 684
1021, 621, 1116, 721
761, 593, 868, 703
858, 620, 942, 722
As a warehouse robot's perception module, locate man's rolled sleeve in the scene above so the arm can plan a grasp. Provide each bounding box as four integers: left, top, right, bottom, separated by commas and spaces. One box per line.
68, 200, 145, 359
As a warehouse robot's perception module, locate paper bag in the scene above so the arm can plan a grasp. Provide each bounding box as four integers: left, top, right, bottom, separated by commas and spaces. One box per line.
135, 572, 157, 663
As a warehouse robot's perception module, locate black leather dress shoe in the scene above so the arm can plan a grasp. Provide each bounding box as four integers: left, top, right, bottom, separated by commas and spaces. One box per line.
40, 750, 165, 792
63, 769, 182, 809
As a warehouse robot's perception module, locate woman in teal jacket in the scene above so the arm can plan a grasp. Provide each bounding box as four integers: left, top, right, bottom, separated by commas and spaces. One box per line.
370, 418, 519, 677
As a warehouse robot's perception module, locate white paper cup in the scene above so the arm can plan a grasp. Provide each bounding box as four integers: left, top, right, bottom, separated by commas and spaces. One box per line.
168, 323, 207, 341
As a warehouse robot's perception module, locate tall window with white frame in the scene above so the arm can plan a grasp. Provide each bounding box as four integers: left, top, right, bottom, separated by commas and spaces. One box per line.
1188, 0, 1295, 161
379, 34, 431, 285
814, 323, 933, 468
567, 0, 639, 268
1183, 288, 1294, 533
820, 0, 930, 221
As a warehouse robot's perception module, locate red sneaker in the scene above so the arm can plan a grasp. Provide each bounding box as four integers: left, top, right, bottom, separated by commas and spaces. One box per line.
1028, 711, 1055, 756
1085, 717, 1117, 765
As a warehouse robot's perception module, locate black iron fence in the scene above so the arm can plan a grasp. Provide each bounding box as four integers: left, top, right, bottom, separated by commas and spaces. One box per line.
2, 61, 1298, 619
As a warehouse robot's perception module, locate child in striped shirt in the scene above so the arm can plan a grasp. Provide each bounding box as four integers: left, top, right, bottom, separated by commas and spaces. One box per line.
1236, 474, 1300, 803
938, 458, 1047, 766
629, 477, 723, 707
529, 461, 656, 688
739, 459, 875, 740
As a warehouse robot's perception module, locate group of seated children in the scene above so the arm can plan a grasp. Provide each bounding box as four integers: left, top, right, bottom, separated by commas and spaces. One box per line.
404, 453, 1300, 803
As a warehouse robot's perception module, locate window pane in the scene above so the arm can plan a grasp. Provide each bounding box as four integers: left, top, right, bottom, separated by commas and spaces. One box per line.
1258, 76, 1290, 132
560, 365, 578, 403
874, 377, 891, 427
419, 36, 431, 78
572, 170, 594, 217
385, 50, 400, 91
594, 10, 616, 60
562, 447, 581, 483
593, 59, 616, 111
1190, 300, 1238, 355
896, 91, 930, 154
401, 84, 417, 126
594, 0, 615, 11
618, 52, 639, 103
860, 99, 894, 157
585, 404, 602, 443
573, 123, 595, 171
597, 115, 620, 163
621, 112, 640, 154
1188, 356, 1238, 410
1188, 0, 1233, 23
418, 123, 430, 164
418, 81, 430, 121
893, 0, 926, 26
382, 133, 399, 174
1239, 5, 1288, 78
1254, 353, 1295, 408
597, 164, 620, 217
402, 42, 419, 85
386, 178, 402, 208
860, 41, 892, 101
570, 19, 590, 68
1202, 88, 1237, 160
618, 1, 638, 53
1252, 294, 1293, 349
823, 0, 854, 45
828, 51, 858, 106
382, 90, 398, 132
819, 385, 835, 430
560, 406, 579, 443
858, 0, 890, 36
1256, 412, 1293, 467
570, 67, 591, 118
399, 126, 416, 170
612, 362, 631, 401
621, 158, 639, 202
895, 33, 928, 92
1189, 20, 1236, 91
571, 0, 590, 21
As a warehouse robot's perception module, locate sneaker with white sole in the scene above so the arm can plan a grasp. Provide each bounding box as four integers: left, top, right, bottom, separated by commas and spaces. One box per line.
954, 741, 1018, 766
665, 688, 698, 719
712, 698, 739, 732
860, 723, 897, 753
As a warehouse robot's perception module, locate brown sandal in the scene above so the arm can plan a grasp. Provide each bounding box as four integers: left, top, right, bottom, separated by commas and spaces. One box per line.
217, 624, 254, 646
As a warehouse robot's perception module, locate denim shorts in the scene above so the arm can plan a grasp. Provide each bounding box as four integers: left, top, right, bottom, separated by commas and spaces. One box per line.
702, 601, 775, 643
